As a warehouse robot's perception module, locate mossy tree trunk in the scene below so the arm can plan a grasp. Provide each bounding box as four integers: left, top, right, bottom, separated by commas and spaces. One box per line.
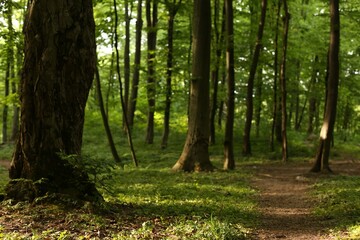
8, 0, 101, 201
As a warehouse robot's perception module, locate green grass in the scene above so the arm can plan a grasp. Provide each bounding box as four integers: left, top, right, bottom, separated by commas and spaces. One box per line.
1, 110, 360, 239
313, 175, 360, 239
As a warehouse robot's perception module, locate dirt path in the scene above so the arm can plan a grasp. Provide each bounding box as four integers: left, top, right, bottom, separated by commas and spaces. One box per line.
250, 161, 360, 240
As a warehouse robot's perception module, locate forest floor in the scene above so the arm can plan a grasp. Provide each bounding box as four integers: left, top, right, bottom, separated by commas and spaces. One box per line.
251, 160, 360, 240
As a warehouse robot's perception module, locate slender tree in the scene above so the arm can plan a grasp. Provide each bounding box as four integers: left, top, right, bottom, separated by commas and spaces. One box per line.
243, 0, 267, 156
279, 0, 290, 162
161, 0, 182, 149
128, 0, 143, 127
223, 0, 235, 170
311, 0, 340, 173
172, 0, 213, 172
8, 0, 101, 201
145, 0, 158, 144
123, 0, 132, 126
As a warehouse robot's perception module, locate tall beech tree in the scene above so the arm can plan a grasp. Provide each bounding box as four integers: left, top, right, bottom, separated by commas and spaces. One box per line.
7, 0, 101, 201
243, 0, 267, 156
172, 0, 213, 172
311, 0, 340, 173
223, 0, 235, 170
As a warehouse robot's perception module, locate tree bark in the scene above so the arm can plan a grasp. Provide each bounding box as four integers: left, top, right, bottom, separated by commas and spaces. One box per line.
145, 0, 158, 144
280, 0, 290, 162
243, 0, 267, 156
311, 0, 340, 173
223, 0, 235, 170
123, 0, 131, 127
172, 0, 213, 172
8, 0, 101, 201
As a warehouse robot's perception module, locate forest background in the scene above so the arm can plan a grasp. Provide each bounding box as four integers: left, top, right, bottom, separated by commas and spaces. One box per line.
0, 0, 360, 239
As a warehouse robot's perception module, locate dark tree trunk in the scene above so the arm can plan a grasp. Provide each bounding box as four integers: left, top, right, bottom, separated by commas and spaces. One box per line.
123, 0, 131, 127
243, 0, 267, 156
128, 0, 143, 127
145, 0, 158, 144
161, 0, 181, 149
280, 0, 290, 162
311, 0, 340, 173
8, 0, 101, 201
255, 67, 263, 138
270, 0, 281, 151
172, 0, 213, 172
223, 0, 235, 170
209, 1, 225, 146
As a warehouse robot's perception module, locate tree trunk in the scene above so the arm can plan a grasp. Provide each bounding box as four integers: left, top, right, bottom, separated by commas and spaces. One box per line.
209, 1, 224, 145
255, 67, 263, 138
123, 0, 131, 127
127, 0, 143, 127
161, 0, 181, 149
280, 0, 290, 162
307, 55, 319, 135
223, 0, 235, 170
243, 0, 267, 156
311, 0, 340, 173
8, 0, 101, 201
172, 0, 213, 172
270, 0, 281, 151
145, 0, 158, 144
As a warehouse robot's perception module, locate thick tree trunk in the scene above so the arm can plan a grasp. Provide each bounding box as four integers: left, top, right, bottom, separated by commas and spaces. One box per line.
311, 0, 340, 173
8, 0, 100, 201
128, 0, 143, 128
145, 0, 158, 144
172, 0, 213, 172
280, 0, 290, 162
243, 0, 267, 156
223, 0, 235, 170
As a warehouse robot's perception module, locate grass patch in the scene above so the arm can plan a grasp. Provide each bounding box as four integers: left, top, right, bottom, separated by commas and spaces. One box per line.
313, 175, 360, 238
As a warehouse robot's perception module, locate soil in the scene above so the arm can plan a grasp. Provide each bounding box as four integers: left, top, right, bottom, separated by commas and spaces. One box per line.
251, 160, 360, 240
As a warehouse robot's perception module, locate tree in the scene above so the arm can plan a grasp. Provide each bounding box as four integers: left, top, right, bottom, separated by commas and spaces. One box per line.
127, 0, 143, 127
161, 0, 182, 149
280, 0, 290, 162
223, 0, 235, 170
172, 0, 213, 172
7, 0, 101, 201
145, 0, 158, 144
243, 0, 267, 156
311, 0, 340, 173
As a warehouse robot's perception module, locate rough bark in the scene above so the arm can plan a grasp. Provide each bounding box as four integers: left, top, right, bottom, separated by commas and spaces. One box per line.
223, 0, 235, 170
172, 0, 213, 172
311, 0, 340, 173
243, 0, 267, 156
8, 0, 101, 201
